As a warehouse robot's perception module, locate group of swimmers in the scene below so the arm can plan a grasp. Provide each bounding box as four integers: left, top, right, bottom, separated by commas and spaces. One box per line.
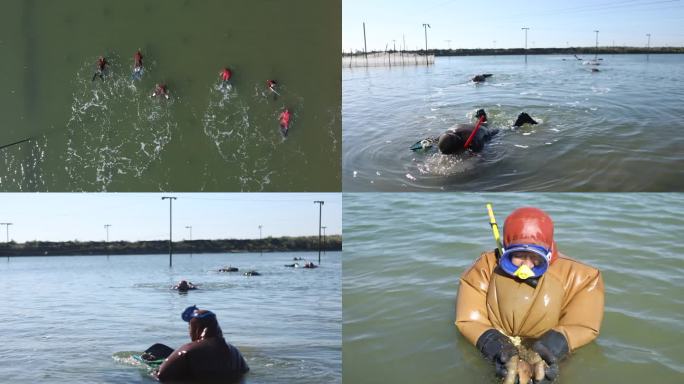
92, 51, 292, 134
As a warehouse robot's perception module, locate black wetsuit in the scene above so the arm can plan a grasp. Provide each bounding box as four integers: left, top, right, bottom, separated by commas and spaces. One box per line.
437, 123, 499, 154
156, 338, 249, 383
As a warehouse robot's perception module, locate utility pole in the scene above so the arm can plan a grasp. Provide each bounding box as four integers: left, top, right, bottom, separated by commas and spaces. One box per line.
161, 196, 176, 267
104, 224, 111, 257
185, 225, 193, 258
321, 226, 327, 255
362, 22, 368, 61
594, 30, 600, 60
422, 23, 431, 65
521, 27, 530, 63
314, 201, 324, 265
258, 225, 262, 256
1, 222, 13, 243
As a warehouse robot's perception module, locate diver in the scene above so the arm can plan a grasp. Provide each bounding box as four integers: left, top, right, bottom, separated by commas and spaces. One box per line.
243, 270, 261, 276
92, 56, 109, 81
284, 263, 300, 268
411, 109, 538, 154
172, 280, 197, 292
303, 262, 317, 269
220, 67, 232, 87
218, 266, 239, 272
436, 109, 497, 154
266, 79, 279, 96
279, 109, 291, 137
472, 73, 493, 83
455, 207, 604, 383
132, 50, 143, 79
154, 306, 250, 382
151, 83, 170, 99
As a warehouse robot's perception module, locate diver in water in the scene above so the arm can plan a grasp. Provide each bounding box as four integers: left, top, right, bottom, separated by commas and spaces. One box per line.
172, 280, 197, 292
154, 306, 249, 382
92, 56, 109, 81
220, 67, 232, 89
266, 79, 279, 96
279, 109, 291, 137
411, 109, 538, 154
455, 207, 604, 383
132, 50, 143, 79
151, 83, 169, 99
472, 73, 493, 83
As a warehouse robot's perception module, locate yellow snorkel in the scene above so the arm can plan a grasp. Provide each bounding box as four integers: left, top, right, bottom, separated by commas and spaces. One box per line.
486, 203, 504, 257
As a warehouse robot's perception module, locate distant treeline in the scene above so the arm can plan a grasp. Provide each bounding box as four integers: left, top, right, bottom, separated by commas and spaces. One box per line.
343, 47, 684, 57
0, 236, 342, 257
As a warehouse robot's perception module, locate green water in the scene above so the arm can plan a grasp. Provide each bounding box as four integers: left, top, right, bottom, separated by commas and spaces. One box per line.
0, 0, 341, 191
343, 193, 684, 383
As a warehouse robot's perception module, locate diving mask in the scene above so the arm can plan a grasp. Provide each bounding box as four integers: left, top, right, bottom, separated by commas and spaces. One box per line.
499, 243, 552, 280
181, 305, 216, 322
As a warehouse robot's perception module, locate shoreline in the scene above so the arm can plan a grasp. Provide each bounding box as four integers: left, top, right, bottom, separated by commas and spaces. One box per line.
343, 46, 684, 57
0, 236, 342, 257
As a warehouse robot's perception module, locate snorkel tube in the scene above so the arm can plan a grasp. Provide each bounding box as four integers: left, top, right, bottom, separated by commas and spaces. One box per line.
463, 115, 486, 149
486, 203, 504, 257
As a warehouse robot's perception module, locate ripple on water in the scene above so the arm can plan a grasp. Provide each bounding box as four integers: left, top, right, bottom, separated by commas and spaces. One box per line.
64, 57, 175, 191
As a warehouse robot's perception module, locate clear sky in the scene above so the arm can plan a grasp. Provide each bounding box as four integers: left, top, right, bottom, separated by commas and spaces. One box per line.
0, 193, 341, 243
343, 0, 684, 51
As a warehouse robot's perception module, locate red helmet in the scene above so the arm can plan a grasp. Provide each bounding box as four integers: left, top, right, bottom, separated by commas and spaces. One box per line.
503, 207, 558, 264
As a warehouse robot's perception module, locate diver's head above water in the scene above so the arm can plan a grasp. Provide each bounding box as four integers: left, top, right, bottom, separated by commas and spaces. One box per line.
182, 305, 223, 341
500, 207, 558, 280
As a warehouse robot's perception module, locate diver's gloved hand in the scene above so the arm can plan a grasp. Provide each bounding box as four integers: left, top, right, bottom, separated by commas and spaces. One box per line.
532, 330, 569, 382
476, 329, 517, 378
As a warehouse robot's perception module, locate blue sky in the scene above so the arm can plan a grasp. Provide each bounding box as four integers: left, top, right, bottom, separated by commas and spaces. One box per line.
343, 0, 684, 51
0, 193, 341, 242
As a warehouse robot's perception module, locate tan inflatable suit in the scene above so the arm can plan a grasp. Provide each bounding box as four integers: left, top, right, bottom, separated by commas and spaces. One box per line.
455, 207, 605, 353
456, 251, 604, 351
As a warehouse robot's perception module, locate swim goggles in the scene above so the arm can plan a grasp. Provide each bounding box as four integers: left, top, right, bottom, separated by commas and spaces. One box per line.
499, 243, 552, 280
182, 305, 216, 322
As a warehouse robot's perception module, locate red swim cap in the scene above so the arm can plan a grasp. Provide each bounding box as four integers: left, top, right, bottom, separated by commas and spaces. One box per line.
503, 207, 558, 264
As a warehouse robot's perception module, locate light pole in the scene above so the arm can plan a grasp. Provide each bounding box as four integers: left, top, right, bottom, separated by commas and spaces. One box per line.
594, 30, 600, 60
321, 226, 327, 255
1, 222, 13, 243
258, 225, 262, 256
521, 27, 530, 63
161, 196, 176, 267
185, 225, 193, 257
314, 201, 324, 264
104, 224, 111, 256
422, 23, 431, 65
362, 22, 368, 61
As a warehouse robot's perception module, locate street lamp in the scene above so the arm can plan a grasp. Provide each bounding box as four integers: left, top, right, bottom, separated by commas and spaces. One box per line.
314, 201, 324, 264
1, 222, 13, 243
258, 225, 262, 256
422, 23, 431, 65
521, 27, 530, 63
161, 196, 177, 267
321, 226, 327, 255
594, 30, 600, 60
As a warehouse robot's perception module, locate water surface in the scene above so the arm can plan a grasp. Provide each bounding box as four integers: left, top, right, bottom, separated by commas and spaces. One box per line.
0, 252, 341, 383
0, 0, 341, 191
343, 55, 684, 191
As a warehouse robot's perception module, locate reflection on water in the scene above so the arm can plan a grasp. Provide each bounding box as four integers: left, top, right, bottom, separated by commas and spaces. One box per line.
343, 55, 684, 191
343, 193, 684, 384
